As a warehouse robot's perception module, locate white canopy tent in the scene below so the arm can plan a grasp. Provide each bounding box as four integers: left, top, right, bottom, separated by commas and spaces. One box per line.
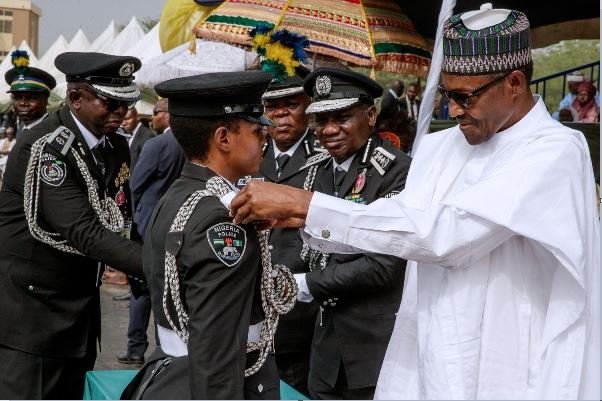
66, 29, 91, 53
135, 38, 256, 90
108, 17, 145, 56
126, 22, 162, 63
39, 35, 68, 94
89, 20, 118, 53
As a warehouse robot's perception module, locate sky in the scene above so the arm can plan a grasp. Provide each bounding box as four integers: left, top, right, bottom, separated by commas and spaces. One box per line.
33, 0, 166, 55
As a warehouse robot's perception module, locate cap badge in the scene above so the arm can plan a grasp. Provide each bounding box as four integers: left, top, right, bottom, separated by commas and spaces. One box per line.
18, 74, 25, 81
315, 75, 332, 97
119, 62, 135, 77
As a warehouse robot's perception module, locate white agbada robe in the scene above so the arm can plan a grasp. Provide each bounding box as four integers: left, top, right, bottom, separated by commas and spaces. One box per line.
301, 96, 600, 400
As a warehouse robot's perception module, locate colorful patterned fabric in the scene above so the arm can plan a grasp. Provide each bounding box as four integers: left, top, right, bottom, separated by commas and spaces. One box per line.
442, 10, 532, 75
194, 0, 431, 76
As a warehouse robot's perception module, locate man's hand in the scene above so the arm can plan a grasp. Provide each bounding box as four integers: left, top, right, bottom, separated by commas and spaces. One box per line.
230, 181, 312, 225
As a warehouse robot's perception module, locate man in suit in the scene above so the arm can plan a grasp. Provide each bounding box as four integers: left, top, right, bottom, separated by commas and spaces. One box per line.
295, 68, 411, 399
150, 97, 170, 134
260, 65, 320, 396
122, 107, 155, 173
0, 52, 143, 399
4, 50, 56, 137
117, 100, 185, 366
379, 80, 404, 122
122, 71, 285, 399
401, 82, 421, 123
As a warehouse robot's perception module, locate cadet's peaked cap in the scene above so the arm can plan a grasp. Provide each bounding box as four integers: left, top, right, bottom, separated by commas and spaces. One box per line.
55, 52, 142, 101
5, 66, 56, 95
155, 71, 275, 126
262, 65, 311, 100
442, 3, 531, 75
303, 67, 383, 114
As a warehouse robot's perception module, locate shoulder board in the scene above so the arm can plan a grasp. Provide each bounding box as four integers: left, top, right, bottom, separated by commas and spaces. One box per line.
370, 146, 396, 176
115, 127, 131, 138
262, 140, 270, 156
45, 126, 76, 156
236, 175, 264, 188
300, 151, 331, 171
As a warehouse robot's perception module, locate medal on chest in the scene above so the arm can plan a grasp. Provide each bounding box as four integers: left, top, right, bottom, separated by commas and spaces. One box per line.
345, 168, 367, 203
114, 162, 130, 206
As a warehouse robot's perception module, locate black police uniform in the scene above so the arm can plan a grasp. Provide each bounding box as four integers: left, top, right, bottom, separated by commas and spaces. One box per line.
260, 132, 319, 395
0, 52, 143, 399
305, 136, 410, 399
299, 67, 411, 399
123, 163, 279, 400
122, 71, 282, 400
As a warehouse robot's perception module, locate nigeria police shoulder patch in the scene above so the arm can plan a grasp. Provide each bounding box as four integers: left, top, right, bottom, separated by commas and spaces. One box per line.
40, 152, 67, 186
207, 223, 246, 267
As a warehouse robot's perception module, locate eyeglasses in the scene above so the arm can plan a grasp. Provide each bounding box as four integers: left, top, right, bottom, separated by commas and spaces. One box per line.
78, 87, 137, 112
152, 110, 167, 116
437, 72, 511, 109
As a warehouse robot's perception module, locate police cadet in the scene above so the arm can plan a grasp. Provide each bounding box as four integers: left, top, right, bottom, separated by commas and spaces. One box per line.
259, 65, 319, 396
4, 50, 56, 136
296, 68, 411, 399
122, 71, 296, 400
0, 52, 143, 399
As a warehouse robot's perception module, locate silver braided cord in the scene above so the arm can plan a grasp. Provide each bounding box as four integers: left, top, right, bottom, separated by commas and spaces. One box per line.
163, 189, 213, 345
23, 133, 124, 255
162, 176, 297, 377
300, 164, 330, 271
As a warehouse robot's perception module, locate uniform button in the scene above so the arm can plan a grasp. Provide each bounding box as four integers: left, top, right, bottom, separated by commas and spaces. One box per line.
257, 384, 263, 393
331, 302, 336, 306
321, 229, 330, 238
334, 297, 338, 301
176, 240, 181, 247
268, 245, 274, 251
322, 301, 328, 306
28, 285, 34, 292
328, 298, 332, 302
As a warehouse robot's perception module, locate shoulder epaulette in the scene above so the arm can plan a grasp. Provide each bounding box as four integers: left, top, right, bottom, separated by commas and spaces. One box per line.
115, 127, 130, 138
300, 151, 331, 171
370, 146, 396, 176
45, 126, 75, 156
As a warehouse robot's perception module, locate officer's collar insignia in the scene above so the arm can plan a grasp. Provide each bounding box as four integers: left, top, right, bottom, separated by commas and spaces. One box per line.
300, 151, 331, 170
370, 146, 396, 176
262, 141, 269, 156
40, 152, 67, 187
119, 62, 135, 77
315, 74, 332, 97
352, 168, 367, 194
207, 223, 246, 267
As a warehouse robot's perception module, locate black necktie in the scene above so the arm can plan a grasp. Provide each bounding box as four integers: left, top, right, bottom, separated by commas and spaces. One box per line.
333, 166, 346, 196
91, 144, 105, 175
276, 154, 290, 178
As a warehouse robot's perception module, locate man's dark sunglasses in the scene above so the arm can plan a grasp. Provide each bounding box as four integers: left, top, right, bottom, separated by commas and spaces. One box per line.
78, 87, 137, 112
437, 72, 511, 109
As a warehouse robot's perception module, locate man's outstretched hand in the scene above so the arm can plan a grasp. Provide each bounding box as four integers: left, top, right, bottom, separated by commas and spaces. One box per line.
230, 181, 312, 227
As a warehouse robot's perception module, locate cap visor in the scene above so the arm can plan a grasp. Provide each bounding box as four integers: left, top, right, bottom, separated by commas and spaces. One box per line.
91, 83, 142, 101
306, 98, 359, 114
241, 114, 276, 127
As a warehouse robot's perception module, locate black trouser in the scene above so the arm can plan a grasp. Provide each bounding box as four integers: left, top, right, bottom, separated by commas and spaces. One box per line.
309, 360, 375, 400
0, 343, 95, 399
275, 351, 310, 397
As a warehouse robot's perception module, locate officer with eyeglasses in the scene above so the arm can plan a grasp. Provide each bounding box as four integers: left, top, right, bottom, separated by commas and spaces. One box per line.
0, 52, 144, 399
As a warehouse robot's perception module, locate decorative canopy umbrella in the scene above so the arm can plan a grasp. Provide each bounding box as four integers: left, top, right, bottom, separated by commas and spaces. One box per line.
194, 0, 432, 77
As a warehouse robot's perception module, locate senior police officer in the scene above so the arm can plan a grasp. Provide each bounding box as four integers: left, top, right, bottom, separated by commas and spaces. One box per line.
259, 65, 319, 395
293, 68, 411, 399
4, 50, 57, 136
0, 52, 143, 399
122, 71, 296, 400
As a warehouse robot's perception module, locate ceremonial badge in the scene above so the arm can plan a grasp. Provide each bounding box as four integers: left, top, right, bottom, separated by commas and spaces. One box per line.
40, 152, 66, 186
115, 187, 126, 206
352, 168, 367, 194
207, 223, 246, 267
315, 75, 332, 97
119, 62, 135, 77
114, 163, 130, 188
